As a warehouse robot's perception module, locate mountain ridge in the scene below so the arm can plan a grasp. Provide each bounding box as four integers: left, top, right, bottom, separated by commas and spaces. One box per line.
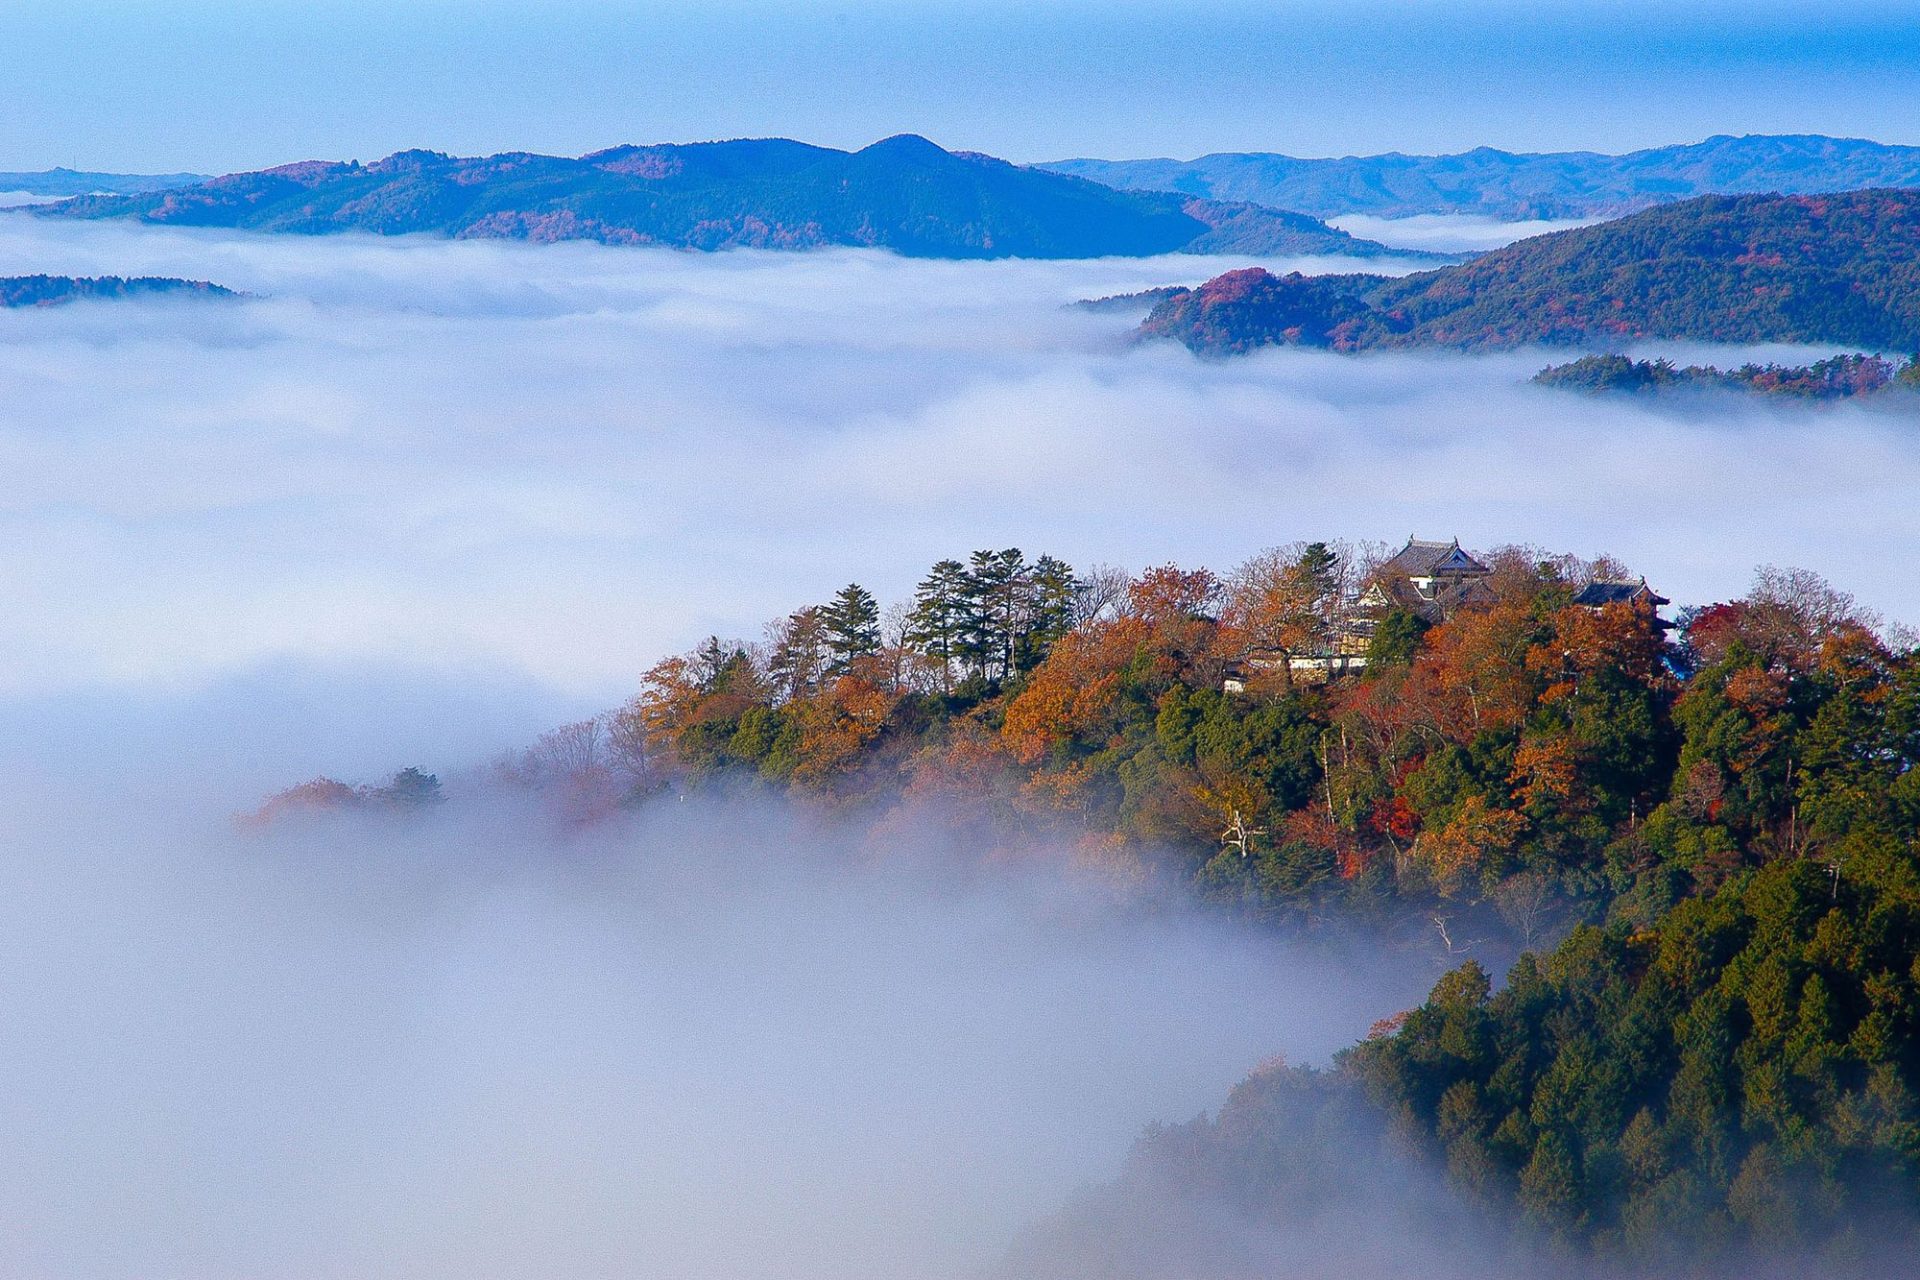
32, 136, 1423, 261
1138, 189, 1920, 354
1045, 133, 1920, 220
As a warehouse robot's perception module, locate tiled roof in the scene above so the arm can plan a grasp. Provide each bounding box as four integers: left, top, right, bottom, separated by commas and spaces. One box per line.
1573, 578, 1669, 608
1377, 537, 1490, 579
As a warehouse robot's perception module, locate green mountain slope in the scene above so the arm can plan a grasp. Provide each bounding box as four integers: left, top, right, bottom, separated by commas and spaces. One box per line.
36, 135, 1414, 260
1140, 190, 1920, 354
1045, 134, 1920, 220
1348, 857, 1920, 1266
1027, 859, 1920, 1274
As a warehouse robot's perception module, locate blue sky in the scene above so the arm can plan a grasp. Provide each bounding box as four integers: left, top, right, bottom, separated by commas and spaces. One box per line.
7, 0, 1920, 171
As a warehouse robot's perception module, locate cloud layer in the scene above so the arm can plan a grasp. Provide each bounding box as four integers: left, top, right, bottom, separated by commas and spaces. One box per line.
3, 216, 1914, 739
1329, 212, 1600, 252
3, 224, 1915, 701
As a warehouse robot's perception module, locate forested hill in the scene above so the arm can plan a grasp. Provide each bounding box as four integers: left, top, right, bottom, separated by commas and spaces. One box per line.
0, 275, 235, 307
1536, 352, 1920, 400
34, 135, 1415, 260
1139, 190, 1920, 354
260, 531, 1920, 1267
265, 534, 1920, 1268
1030, 859, 1920, 1273
1044, 133, 1920, 220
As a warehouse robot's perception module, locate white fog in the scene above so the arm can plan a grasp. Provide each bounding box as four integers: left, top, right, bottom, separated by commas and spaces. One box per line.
0, 214, 1913, 731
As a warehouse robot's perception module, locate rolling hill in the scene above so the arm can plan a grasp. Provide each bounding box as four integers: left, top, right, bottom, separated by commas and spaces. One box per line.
33, 135, 1415, 260
1047, 134, 1920, 221
1138, 190, 1920, 354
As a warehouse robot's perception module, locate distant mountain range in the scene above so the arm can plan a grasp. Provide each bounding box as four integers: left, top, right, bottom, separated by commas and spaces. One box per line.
18, 133, 1920, 237
30, 136, 1415, 260
1044, 134, 1920, 220
0, 168, 207, 197
1137, 190, 1920, 354
0, 275, 235, 307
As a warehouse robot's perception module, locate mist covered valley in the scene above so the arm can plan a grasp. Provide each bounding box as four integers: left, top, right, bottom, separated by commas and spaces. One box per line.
7, 211, 1920, 1278
3, 754, 1468, 1279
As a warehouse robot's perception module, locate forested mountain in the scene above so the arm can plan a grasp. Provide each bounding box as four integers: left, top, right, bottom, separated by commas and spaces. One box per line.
1139, 190, 1920, 354
1349, 857, 1920, 1268
1044, 134, 1920, 220
264, 532, 1920, 1265
1026, 847, 1920, 1274
0, 167, 207, 197
0, 275, 235, 307
33, 136, 1413, 259
1031, 856, 1920, 1273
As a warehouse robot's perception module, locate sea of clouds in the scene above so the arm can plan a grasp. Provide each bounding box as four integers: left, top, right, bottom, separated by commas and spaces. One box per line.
3, 215, 1915, 751
3, 213, 1919, 1277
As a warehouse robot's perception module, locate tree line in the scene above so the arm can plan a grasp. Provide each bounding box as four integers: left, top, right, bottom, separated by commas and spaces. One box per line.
1536, 351, 1920, 399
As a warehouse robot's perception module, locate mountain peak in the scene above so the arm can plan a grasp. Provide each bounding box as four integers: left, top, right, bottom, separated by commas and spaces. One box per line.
858, 134, 950, 158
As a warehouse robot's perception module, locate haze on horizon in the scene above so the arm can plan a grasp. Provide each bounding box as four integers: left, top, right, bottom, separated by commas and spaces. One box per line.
6, 0, 1920, 173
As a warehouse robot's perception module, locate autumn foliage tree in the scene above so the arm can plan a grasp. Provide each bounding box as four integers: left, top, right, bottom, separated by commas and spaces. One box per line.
472, 542, 1918, 966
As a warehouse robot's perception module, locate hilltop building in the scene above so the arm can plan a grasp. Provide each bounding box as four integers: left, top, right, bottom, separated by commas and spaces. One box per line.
1224, 536, 1483, 691
1573, 576, 1675, 629
1222, 537, 1671, 692
1573, 576, 1669, 609
1355, 537, 1496, 624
